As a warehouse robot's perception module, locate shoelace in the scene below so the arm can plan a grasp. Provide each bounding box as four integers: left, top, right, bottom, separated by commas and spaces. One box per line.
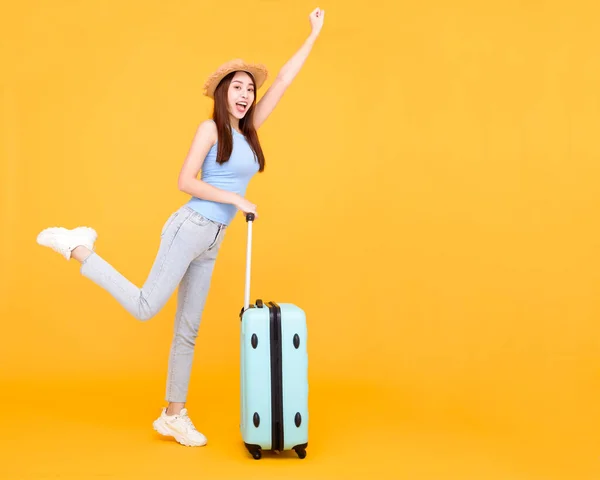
179, 413, 197, 431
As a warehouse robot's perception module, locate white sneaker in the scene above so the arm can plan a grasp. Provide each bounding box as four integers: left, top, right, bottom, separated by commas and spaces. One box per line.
152, 408, 207, 447
36, 226, 97, 260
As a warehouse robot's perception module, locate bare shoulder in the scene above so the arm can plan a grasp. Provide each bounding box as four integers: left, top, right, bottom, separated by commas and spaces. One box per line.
196, 119, 218, 145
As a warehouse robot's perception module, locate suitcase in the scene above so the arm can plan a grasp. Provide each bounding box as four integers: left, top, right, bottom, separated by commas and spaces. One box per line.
239, 213, 309, 460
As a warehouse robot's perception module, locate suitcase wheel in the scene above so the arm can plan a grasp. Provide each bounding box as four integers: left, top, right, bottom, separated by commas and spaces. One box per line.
246, 444, 262, 460
294, 447, 307, 459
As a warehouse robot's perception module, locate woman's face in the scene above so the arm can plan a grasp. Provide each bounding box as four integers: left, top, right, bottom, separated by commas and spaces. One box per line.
227, 71, 255, 119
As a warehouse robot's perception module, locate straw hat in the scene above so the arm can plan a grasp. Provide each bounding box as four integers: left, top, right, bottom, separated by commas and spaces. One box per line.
203, 59, 269, 99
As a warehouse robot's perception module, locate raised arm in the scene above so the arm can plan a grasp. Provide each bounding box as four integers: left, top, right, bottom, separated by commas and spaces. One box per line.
253, 7, 325, 130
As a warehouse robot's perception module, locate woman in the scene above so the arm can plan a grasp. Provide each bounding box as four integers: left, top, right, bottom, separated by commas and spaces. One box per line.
36, 7, 325, 447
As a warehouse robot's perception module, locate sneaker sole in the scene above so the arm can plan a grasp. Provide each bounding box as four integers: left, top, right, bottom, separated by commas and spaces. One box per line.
152, 419, 207, 447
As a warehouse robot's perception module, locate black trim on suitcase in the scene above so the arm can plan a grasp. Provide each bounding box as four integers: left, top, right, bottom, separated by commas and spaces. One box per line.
268, 301, 284, 452
239, 304, 254, 319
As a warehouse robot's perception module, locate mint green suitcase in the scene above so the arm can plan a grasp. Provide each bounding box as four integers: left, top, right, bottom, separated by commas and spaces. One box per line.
239, 214, 309, 460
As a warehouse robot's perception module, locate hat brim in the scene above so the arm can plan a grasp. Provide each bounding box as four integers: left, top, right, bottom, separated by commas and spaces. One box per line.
203, 59, 269, 99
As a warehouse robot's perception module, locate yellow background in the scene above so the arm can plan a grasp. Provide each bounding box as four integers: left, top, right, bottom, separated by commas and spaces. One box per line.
2, 0, 600, 478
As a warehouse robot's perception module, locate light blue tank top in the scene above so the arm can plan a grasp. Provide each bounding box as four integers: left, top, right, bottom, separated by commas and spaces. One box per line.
186, 126, 260, 225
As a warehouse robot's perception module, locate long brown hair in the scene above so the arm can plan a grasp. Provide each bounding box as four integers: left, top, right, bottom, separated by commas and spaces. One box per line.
212, 71, 265, 172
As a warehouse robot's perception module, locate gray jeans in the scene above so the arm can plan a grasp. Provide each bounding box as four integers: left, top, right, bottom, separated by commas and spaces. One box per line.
80, 205, 226, 402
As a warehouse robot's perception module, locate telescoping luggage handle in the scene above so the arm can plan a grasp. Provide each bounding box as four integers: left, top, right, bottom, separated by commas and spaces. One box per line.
243, 212, 255, 312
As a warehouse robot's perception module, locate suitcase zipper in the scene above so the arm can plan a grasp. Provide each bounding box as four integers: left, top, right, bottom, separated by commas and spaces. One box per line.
268, 301, 284, 451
